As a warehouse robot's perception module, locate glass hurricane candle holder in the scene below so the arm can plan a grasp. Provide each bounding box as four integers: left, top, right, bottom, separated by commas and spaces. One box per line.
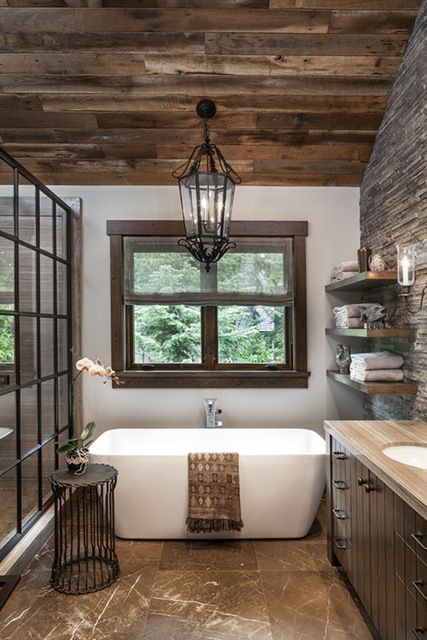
396, 244, 415, 293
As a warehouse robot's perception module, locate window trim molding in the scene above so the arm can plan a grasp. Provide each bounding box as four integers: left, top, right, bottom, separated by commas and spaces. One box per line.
107, 220, 309, 388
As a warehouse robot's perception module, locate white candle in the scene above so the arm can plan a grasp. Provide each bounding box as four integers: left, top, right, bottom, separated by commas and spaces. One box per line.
401, 255, 410, 285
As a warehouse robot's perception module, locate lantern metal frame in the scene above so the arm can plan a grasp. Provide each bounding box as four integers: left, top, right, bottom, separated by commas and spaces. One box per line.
172, 99, 242, 271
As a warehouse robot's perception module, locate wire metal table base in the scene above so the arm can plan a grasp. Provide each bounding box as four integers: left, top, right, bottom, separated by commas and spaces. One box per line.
50, 464, 119, 595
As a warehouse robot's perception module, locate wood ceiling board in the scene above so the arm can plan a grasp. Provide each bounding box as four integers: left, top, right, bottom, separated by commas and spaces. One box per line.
0, 53, 402, 77
0, 2, 421, 186
0, 1, 420, 8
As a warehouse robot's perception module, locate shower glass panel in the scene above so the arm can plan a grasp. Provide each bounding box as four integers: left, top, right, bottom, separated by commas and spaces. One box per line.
0, 468, 17, 549
21, 452, 39, 525
20, 384, 39, 454
41, 380, 55, 441
0, 149, 73, 561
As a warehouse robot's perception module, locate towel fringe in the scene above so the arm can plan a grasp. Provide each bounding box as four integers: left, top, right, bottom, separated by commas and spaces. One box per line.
186, 517, 244, 534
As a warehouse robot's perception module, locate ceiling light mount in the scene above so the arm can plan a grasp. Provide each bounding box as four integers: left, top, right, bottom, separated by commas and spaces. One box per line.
196, 98, 216, 121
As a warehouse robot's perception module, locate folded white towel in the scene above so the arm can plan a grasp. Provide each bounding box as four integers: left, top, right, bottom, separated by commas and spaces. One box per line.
350, 352, 404, 371
333, 303, 385, 328
331, 261, 359, 274
330, 271, 359, 283
350, 369, 404, 382
333, 303, 384, 320
335, 318, 363, 329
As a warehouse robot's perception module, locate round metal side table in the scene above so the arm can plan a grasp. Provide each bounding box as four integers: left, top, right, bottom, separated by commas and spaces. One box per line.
50, 464, 119, 595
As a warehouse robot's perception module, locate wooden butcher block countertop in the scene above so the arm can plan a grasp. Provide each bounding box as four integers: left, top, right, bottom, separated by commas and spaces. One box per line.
324, 420, 427, 520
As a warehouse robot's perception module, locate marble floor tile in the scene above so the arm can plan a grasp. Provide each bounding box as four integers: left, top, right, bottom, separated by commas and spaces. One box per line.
145, 570, 272, 639
0, 501, 374, 640
261, 570, 372, 640
159, 540, 258, 571
0, 543, 159, 640
254, 540, 318, 572
117, 539, 163, 571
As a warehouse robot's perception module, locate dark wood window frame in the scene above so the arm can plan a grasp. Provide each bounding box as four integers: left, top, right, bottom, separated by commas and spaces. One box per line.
107, 220, 309, 388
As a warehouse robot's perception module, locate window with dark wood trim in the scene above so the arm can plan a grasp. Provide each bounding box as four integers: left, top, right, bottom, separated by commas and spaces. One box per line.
107, 220, 309, 388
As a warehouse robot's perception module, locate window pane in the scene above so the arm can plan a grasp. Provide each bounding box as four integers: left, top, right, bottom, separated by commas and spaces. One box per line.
0, 235, 15, 306
20, 315, 37, 384
41, 439, 56, 505
19, 246, 36, 313
133, 305, 201, 364
57, 261, 68, 315
18, 174, 36, 246
21, 384, 39, 453
40, 254, 54, 315
218, 306, 286, 364
40, 196, 54, 255
58, 374, 69, 429
0, 466, 17, 548
21, 452, 40, 525
56, 205, 68, 259
0, 393, 16, 472
41, 380, 55, 440
40, 318, 54, 377
217, 249, 288, 295
57, 318, 69, 373
0, 313, 14, 365
130, 249, 201, 295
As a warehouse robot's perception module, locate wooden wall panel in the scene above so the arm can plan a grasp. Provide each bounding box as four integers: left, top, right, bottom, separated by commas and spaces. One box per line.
0, 1, 422, 185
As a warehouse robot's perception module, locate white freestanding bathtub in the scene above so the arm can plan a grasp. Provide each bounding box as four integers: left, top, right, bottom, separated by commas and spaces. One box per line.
89, 428, 326, 539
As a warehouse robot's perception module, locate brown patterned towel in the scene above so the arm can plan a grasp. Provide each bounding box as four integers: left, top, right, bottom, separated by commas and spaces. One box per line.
187, 453, 244, 533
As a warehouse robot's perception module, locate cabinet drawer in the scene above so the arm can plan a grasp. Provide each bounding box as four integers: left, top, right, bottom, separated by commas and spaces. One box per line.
395, 531, 427, 607
395, 501, 427, 565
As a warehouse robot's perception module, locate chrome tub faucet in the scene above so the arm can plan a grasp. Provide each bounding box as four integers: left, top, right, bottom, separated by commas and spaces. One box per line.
204, 398, 222, 428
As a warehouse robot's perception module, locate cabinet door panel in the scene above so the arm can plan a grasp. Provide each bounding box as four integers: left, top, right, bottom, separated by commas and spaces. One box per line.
373, 475, 388, 639
384, 485, 396, 640
413, 513, 427, 566
396, 576, 408, 640
362, 460, 372, 614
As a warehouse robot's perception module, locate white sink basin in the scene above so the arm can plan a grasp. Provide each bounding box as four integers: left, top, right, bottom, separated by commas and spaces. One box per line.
0, 427, 13, 440
382, 444, 427, 470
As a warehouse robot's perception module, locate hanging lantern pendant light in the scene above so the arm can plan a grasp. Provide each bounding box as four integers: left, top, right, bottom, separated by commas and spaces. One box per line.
173, 99, 242, 272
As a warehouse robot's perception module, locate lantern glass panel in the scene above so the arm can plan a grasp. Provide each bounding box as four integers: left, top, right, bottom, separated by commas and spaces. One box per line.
397, 244, 415, 287
179, 170, 235, 243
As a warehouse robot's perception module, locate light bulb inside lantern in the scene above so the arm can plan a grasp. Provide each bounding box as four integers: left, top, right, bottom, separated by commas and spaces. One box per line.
396, 244, 415, 287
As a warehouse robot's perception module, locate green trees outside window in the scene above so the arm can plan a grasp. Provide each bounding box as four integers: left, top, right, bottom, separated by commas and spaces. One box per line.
129, 247, 289, 366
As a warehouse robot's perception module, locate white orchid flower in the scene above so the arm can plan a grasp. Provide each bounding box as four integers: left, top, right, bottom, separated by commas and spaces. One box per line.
75, 357, 95, 372
88, 364, 107, 378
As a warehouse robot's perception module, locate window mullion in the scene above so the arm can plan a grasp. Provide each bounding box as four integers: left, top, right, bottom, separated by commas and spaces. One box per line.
203, 306, 217, 369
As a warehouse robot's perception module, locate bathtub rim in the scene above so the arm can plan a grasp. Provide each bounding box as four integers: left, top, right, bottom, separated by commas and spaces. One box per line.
89, 427, 326, 458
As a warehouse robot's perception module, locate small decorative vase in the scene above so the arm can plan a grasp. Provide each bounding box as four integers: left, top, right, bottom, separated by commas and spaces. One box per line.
336, 344, 351, 374
368, 253, 386, 272
66, 448, 89, 475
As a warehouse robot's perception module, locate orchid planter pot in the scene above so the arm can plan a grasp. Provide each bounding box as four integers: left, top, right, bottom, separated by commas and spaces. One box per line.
66, 448, 89, 475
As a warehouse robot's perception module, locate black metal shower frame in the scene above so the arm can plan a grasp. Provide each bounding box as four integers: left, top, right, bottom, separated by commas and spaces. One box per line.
0, 148, 73, 561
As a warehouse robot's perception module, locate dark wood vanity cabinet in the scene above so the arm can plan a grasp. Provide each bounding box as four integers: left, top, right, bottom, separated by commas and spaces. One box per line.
327, 434, 427, 640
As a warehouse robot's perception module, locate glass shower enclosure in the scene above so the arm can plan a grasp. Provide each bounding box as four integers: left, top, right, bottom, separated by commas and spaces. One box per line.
0, 149, 74, 561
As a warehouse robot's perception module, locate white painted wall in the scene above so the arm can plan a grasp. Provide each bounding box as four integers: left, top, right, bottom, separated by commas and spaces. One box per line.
7, 185, 364, 434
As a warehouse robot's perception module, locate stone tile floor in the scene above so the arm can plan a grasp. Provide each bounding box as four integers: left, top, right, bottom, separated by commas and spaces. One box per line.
0, 501, 373, 639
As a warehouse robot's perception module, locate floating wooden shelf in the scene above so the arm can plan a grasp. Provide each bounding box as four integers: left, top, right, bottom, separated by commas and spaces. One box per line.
325, 328, 416, 338
325, 271, 397, 293
327, 371, 418, 395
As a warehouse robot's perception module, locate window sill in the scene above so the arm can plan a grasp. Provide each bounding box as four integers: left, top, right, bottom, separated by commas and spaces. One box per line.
113, 370, 310, 389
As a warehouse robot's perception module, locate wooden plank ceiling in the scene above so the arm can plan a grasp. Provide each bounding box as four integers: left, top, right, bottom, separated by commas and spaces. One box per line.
0, 0, 422, 186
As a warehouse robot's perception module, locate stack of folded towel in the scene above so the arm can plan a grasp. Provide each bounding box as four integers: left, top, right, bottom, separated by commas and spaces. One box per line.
333, 303, 384, 329
330, 261, 359, 282
350, 352, 404, 382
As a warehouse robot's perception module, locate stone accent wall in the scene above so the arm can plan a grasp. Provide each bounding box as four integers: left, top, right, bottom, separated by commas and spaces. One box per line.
359, 0, 427, 420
